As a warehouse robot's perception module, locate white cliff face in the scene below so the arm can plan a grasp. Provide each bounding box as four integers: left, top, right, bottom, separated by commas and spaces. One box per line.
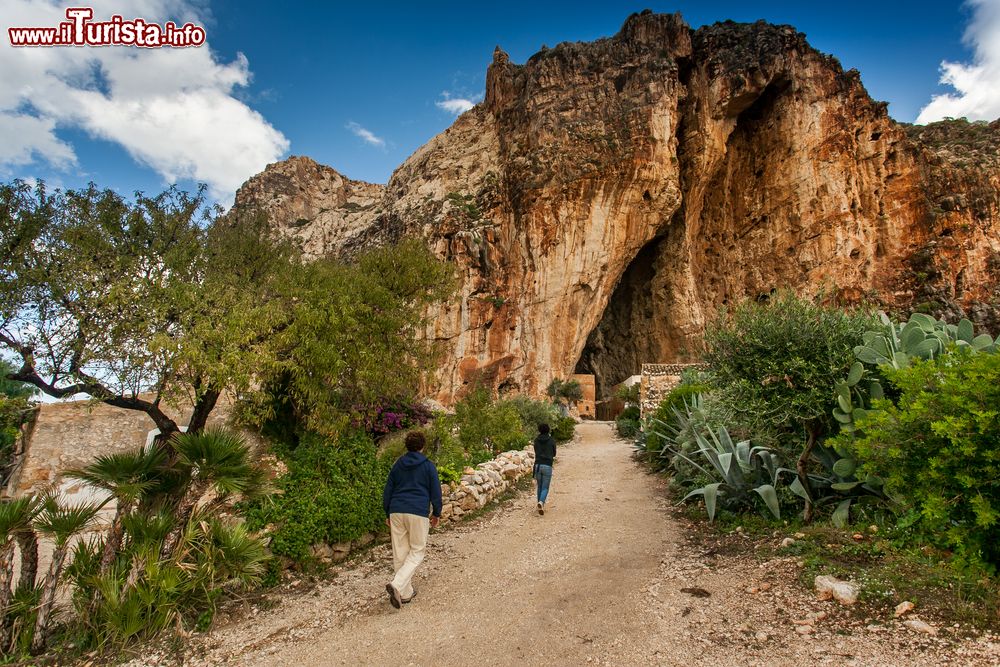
233, 11, 1000, 402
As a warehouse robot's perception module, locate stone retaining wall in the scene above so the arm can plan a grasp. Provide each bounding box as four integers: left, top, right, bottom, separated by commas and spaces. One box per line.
309, 446, 536, 563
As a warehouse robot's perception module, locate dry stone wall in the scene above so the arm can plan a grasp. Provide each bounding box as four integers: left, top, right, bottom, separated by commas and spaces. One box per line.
640, 363, 704, 417
309, 446, 536, 565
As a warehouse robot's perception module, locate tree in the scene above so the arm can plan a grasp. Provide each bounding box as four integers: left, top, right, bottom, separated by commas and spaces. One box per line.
703, 293, 875, 521
1, 180, 456, 448
546, 378, 583, 415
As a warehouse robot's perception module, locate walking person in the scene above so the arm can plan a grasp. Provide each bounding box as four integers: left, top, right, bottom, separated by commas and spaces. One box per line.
533, 423, 556, 515
383, 431, 442, 609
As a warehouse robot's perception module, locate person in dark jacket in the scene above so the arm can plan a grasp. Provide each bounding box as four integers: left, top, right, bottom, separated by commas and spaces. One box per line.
382, 430, 442, 608
533, 423, 557, 515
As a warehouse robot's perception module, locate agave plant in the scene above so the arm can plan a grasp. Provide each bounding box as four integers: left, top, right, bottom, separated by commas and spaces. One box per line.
67, 446, 166, 572
160, 428, 265, 559
30, 497, 99, 653
782, 443, 887, 527
660, 425, 782, 521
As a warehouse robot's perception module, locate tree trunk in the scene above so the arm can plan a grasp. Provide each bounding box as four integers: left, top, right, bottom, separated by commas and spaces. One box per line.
0, 540, 15, 649
15, 529, 37, 592
186, 388, 221, 434
158, 481, 205, 560
796, 424, 821, 523
30, 545, 68, 654
99, 505, 128, 573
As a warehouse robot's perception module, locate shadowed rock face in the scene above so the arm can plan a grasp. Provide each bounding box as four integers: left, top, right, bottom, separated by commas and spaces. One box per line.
233, 11, 1000, 401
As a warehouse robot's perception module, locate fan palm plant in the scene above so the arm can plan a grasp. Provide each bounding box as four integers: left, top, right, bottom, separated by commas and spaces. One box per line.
159, 428, 264, 559
0, 496, 41, 647
67, 446, 166, 571
30, 497, 99, 653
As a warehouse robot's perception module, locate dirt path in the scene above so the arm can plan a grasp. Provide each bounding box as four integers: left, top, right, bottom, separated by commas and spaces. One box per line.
134, 423, 998, 667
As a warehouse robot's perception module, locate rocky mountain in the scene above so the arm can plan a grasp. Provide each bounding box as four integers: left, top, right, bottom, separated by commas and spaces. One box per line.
232, 10, 1000, 401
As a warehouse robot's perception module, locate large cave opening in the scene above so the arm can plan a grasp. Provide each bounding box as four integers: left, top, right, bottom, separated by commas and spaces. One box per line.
574, 235, 667, 398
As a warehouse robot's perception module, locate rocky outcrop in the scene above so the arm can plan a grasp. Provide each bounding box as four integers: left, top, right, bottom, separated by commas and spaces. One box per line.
233, 156, 384, 260
233, 11, 1000, 401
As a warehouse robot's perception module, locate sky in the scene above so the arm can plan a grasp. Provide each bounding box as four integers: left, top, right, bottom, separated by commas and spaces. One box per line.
1, 0, 997, 207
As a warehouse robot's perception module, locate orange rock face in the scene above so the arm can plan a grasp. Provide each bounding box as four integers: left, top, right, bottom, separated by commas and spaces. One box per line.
233, 11, 1000, 401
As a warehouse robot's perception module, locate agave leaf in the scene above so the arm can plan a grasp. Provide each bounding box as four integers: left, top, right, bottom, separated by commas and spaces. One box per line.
831, 498, 852, 528
717, 452, 735, 480
832, 458, 857, 478
788, 476, 809, 500
846, 362, 864, 386
684, 483, 722, 521
753, 484, 781, 519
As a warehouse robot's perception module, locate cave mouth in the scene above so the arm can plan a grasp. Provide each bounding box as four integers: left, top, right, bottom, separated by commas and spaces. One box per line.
574, 235, 665, 398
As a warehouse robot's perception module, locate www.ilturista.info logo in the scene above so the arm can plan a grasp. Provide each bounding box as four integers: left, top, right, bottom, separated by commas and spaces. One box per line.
8, 7, 206, 47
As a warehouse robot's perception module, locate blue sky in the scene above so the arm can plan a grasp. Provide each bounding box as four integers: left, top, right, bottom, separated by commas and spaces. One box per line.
1, 1, 995, 205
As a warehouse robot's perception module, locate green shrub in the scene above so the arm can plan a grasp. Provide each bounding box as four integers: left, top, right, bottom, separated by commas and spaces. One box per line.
454, 388, 528, 456
244, 430, 389, 563
704, 292, 876, 457
839, 350, 1000, 570
500, 395, 560, 437
619, 405, 640, 421
615, 417, 640, 439
552, 416, 576, 442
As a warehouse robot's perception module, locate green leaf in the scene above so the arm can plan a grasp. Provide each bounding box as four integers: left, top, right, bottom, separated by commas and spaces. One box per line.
685, 483, 722, 521
846, 362, 864, 386
831, 481, 861, 491
957, 319, 974, 344
831, 498, 852, 528
789, 477, 809, 500
855, 347, 884, 365
892, 351, 910, 368
971, 333, 994, 351
837, 394, 852, 413
753, 484, 781, 519
901, 323, 926, 350
851, 407, 867, 422
833, 408, 853, 424
869, 381, 884, 401
832, 458, 857, 478
910, 312, 937, 332
912, 338, 940, 359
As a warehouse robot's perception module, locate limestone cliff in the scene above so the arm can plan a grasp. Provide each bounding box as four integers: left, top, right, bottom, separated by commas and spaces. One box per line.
233, 11, 1000, 401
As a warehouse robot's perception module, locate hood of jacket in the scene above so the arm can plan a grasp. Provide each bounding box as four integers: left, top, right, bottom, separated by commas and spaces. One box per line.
398, 451, 429, 469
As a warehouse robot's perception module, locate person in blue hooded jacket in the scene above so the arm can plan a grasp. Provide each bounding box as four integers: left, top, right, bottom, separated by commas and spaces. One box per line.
382, 430, 442, 608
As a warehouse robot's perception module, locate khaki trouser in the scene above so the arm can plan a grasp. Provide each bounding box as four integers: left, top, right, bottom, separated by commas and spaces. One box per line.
389, 513, 429, 599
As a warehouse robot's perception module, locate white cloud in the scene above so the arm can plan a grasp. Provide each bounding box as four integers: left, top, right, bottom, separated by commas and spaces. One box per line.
435, 92, 478, 115
346, 121, 386, 148
918, 0, 1000, 123
0, 0, 289, 200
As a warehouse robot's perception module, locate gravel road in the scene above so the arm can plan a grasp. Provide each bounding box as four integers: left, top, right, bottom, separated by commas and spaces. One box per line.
128, 422, 998, 666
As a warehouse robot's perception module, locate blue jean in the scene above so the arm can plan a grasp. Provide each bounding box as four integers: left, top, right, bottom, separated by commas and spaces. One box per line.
534, 464, 553, 504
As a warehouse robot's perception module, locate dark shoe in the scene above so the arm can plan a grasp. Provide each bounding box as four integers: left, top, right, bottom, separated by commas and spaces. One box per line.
386, 583, 402, 609
538, 502, 545, 516
402, 589, 417, 604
